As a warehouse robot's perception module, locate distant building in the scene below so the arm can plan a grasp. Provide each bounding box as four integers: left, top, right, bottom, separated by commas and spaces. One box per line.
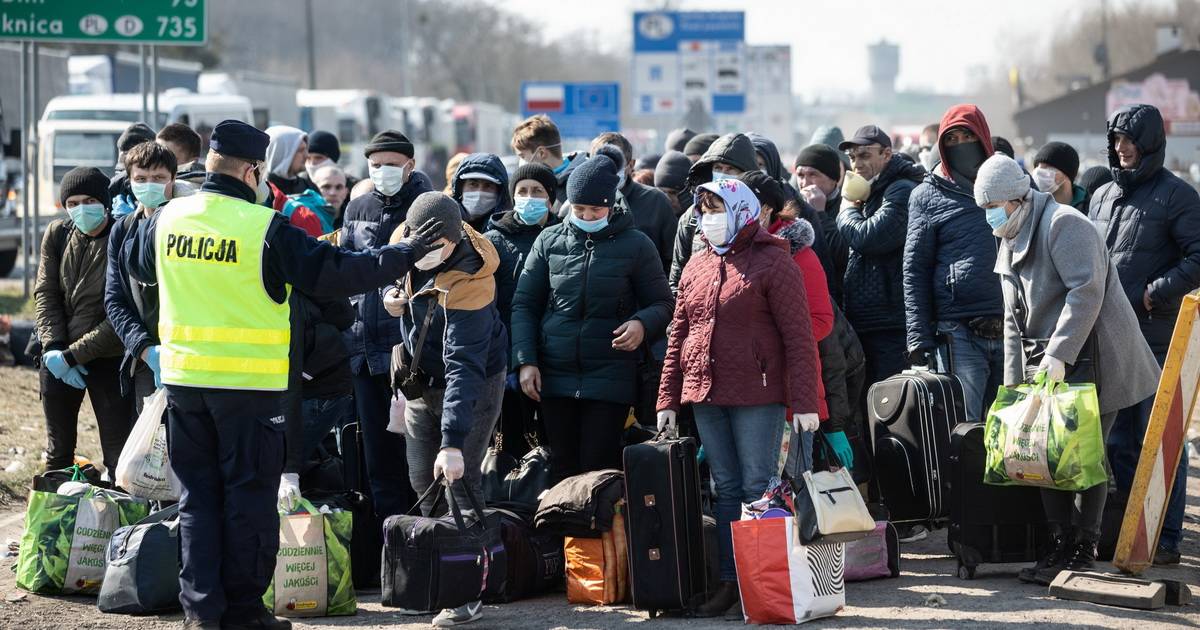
1014, 48, 1200, 171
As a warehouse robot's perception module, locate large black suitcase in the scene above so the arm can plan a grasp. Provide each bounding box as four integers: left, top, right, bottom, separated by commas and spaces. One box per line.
97, 505, 182, 614
338, 421, 383, 588
622, 432, 707, 617
947, 422, 1049, 579
869, 369, 966, 523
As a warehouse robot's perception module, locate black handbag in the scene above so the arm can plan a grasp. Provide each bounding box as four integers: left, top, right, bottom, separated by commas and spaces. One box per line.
1012, 277, 1100, 385
482, 428, 552, 518
381, 477, 507, 612
481, 432, 519, 505
393, 298, 436, 401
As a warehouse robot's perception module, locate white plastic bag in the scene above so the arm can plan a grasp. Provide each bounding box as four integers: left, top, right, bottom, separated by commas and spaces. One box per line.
386, 394, 406, 435
115, 389, 182, 501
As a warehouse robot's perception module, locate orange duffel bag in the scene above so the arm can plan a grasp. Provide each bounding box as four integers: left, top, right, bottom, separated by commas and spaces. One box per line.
565, 501, 628, 605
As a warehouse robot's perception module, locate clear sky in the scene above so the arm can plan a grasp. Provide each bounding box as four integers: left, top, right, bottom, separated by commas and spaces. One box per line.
497, 0, 1170, 97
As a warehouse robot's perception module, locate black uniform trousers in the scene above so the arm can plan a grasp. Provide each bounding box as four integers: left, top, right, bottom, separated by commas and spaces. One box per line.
165, 385, 284, 623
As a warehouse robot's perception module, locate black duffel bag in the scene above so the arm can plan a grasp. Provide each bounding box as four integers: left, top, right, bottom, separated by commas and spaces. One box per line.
484, 508, 564, 603
97, 505, 182, 615
381, 477, 507, 612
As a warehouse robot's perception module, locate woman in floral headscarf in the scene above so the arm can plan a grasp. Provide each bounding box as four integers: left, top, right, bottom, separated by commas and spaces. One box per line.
655, 178, 822, 616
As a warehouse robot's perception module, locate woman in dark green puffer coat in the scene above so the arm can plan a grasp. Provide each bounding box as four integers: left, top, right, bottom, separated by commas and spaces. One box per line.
511, 148, 674, 483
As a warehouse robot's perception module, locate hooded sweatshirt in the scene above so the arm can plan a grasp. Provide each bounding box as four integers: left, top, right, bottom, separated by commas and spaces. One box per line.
937, 105, 994, 191
903, 104, 1004, 352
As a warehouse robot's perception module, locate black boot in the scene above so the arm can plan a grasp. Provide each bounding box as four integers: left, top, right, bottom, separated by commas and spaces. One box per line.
694, 581, 740, 618
1019, 526, 1071, 585
1065, 534, 1098, 572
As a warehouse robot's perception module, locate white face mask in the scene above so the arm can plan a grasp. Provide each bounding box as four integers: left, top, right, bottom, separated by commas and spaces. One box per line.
617, 170, 628, 190
461, 190, 497, 218
414, 248, 446, 271
370, 163, 410, 197
1033, 166, 1062, 195
253, 164, 269, 204
305, 158, 335, 181
700, 211, 728, 246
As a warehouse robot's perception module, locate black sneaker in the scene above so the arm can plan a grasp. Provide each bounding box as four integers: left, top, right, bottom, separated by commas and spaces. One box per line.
1153, 546, 1182, 566
182, 620, 220, 630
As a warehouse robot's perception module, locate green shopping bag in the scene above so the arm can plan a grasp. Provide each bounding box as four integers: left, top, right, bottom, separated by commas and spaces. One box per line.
263, 498, 356, 617
15, 468, 150, 594
983, 373, 1107, 491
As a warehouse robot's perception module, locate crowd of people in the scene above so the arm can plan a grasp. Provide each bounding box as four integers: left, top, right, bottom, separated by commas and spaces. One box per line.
27, 99, 1197, 627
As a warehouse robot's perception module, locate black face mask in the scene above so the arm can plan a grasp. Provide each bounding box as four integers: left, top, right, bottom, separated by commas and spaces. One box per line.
944, 141, 987, 182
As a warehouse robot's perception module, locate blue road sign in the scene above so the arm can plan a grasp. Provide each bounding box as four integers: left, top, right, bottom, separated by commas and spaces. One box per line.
521, 82, 620, 139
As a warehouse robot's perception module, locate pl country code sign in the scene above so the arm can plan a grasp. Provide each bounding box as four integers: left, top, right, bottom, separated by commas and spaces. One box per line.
1114, 293, 1200, 574
0, 0, 206, 46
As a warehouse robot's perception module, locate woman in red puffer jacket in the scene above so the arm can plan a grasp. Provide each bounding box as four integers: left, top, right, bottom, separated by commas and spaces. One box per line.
656, 177, 820, 617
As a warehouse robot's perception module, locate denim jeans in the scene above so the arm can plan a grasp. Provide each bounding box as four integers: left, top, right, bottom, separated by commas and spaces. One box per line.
1108, 352, 1186, 552
301, 395, 353, 467
405, 371, 505, 518
935, 320, 1004, 422
693, 403, 785, 581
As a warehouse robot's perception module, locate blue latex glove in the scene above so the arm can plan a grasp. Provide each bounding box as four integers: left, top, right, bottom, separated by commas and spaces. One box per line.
62, 364, 88, 390
824, 431, 854, 470
143, 346, 162, 388
43, 350, 70, 379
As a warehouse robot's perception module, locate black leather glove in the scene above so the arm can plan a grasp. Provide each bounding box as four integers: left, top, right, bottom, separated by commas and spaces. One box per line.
400, 218, 446, 259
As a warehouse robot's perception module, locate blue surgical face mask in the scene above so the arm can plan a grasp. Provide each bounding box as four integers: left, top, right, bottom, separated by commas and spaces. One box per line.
985, 205, 1010, 230
69, 202, 107, 233
570, 212, 608, 233
513, 196, 549, 225
712, 170, 736, 182
131, 181, 168, 210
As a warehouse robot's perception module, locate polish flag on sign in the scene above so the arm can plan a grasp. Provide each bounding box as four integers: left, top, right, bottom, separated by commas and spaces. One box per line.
1115, 293, 1200, 574
525, 85, 565, 112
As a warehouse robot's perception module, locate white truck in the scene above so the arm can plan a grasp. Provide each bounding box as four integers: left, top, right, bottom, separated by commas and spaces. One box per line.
297, 89, 398, 179
199, 71, 299, 128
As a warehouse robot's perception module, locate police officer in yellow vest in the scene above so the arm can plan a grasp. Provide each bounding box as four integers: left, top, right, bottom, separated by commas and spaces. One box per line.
126, 120, 445, 630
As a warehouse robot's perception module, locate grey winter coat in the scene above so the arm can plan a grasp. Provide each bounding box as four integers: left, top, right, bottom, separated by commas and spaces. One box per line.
997, 190, 1160, 414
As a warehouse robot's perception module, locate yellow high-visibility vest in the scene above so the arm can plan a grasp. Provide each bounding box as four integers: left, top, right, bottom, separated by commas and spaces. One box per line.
155, 192, 291, 390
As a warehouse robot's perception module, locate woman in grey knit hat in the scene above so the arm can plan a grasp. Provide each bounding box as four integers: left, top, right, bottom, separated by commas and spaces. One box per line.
974, 154, 1160, 584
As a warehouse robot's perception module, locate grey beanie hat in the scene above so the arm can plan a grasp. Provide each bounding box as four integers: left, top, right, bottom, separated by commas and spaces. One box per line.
654, 151, 691, 190
974, 154, 1030, 207
404, 191, 464, 242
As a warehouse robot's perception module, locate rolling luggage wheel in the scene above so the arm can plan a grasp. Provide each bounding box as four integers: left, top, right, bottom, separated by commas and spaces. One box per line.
649, 610, 659, 619
957, 561, 976, 580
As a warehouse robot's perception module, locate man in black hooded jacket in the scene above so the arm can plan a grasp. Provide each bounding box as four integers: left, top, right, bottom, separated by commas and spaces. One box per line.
1089, 103, 1200, 566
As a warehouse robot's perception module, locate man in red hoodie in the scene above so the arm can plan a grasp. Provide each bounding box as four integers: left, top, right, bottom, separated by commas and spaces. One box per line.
903, 105, 1006, 424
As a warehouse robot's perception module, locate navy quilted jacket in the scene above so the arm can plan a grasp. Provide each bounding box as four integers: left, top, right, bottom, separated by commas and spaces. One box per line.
837, 155, 924, 333
903, 171, 1004, 352
1090, 104, 1200, 353
339, 170, 434, 375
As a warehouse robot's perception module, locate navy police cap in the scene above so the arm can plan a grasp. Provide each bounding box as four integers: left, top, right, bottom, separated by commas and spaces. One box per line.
210, 119, 270, 162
